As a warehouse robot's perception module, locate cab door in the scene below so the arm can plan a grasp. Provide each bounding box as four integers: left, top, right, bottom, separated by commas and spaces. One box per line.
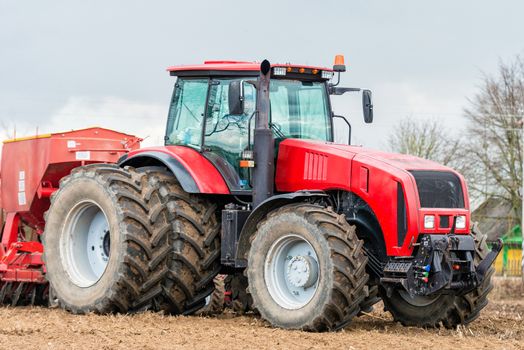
202, 78, 256, 193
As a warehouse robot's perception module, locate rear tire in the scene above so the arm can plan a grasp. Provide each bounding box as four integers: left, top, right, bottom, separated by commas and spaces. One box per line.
196, 275, 226, 316
246, 204, 368, 331
225, 273, 255, 315
43, 164, 177, 313
156, 177, 221, 315
380, 225, 494, 328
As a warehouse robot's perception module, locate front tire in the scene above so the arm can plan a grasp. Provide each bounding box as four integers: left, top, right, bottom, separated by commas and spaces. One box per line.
380, 225, 495, 328
246, 204, 368, 331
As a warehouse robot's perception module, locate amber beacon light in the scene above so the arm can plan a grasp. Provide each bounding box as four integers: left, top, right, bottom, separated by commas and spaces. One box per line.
333, 54, 346, 72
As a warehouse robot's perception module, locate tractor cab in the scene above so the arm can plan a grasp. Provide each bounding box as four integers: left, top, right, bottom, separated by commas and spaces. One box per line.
165, 59, 369, 194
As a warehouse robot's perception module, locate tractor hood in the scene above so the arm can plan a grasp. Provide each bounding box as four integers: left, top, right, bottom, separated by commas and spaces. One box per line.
275, 139, 459, 180
274, 138, 470, 257
312, 140, 454, 173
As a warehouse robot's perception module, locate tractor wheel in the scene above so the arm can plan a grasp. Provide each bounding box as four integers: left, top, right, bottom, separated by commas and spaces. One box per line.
380, 225, 494, 328
358, 284, 381, 314
225, 273, 255, 315
246, 203, 369, 331
196, 275, 226, 316
156, 178, 221, 315
43, 164, 177, 313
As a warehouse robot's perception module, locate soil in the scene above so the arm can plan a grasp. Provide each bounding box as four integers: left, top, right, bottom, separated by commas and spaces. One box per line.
0, 277, 522, 350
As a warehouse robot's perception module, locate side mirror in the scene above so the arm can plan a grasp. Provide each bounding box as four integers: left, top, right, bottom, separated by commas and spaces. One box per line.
332, 115, 352, 145
362, 89, 373, 123
228, 80, 244, 115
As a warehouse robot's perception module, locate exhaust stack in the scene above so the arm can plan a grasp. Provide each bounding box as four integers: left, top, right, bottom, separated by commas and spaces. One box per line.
252, 60, 274, 208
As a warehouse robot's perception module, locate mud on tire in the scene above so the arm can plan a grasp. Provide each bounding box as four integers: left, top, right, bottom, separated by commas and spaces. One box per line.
154, 172, 221, 315
196, 275, 226, 316
43, 164, 180, 313
225, 273, 255, 315
44, 164, 221, 314
246, 203, 369, 331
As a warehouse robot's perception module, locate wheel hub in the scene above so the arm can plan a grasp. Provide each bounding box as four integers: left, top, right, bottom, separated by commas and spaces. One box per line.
264, 234, 320, 310
61, 201, 111, 287
286, 256, 318, 288
86, 211, 111, 272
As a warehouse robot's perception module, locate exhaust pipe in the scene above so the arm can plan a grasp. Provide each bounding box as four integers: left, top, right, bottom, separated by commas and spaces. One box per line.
252, 60, 274, 208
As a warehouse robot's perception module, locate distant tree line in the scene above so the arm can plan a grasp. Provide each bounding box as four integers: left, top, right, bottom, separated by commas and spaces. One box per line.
388, 55, 524, 223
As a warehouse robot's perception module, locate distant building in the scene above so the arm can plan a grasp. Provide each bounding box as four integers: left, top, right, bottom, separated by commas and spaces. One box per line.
473, 197, 521, 276
472, 197, 518, 240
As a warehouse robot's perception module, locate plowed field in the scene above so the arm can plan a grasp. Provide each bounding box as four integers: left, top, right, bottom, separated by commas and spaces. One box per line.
0, 277, 522, 350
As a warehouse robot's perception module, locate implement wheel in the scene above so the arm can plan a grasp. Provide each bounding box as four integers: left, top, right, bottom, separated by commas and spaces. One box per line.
246, 203, 368, 331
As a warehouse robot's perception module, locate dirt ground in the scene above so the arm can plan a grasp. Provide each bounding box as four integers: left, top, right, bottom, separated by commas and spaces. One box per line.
0, 277, 522, 350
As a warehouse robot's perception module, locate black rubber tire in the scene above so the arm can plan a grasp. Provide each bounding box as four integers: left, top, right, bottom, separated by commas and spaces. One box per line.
43, 164, 177, 313
155, 176, 221, 315
225, 273, 255, 315
246, 203, 369, 331
380, 225, 495, 328
196, 275, 226, 316
358, 284, 381, 314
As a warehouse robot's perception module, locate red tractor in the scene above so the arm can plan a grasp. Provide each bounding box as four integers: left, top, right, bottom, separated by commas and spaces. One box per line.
3, 56, 502, 331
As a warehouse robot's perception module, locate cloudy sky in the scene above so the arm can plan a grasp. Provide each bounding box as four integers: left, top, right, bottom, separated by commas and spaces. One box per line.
1, 0, 523, 148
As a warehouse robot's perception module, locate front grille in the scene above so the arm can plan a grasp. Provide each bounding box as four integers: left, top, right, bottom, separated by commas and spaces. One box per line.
410, 171, 465, 208
440, 215, 450, 228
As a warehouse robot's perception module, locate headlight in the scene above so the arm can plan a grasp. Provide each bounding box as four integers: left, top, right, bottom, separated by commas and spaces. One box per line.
273, 67, 286, 76
424, 215, 435, 229
455, 215, 466, 229
321, 71, 334, 80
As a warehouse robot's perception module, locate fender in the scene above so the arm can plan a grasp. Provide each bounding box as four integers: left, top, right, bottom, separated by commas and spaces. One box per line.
118, 146, 230, 194
234, 191, 328, 267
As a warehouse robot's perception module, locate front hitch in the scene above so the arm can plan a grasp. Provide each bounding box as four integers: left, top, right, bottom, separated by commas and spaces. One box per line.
476, 238, 503, 282
381, 234, 503, 298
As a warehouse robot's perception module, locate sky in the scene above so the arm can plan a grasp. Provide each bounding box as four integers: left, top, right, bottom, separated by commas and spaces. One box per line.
0, 0, 523, 148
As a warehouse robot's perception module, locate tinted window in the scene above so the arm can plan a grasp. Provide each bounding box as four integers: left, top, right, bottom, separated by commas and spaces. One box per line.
410, 171, 465, 208
269, 80, 332, 141
165, 79, 208, 147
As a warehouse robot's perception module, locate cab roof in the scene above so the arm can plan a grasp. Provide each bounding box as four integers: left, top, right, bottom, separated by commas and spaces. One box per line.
167, 60, 333, 78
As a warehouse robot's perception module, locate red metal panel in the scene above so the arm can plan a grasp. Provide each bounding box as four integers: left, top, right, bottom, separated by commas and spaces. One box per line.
1, 127, 140, 229
359, 166, 369, 193
1, 213, 20, 250
275, 139, 354, 192
275, 139, 471, 257
167, 61, 333, 73
126, 146, 230, 194
0, 127, 140, 284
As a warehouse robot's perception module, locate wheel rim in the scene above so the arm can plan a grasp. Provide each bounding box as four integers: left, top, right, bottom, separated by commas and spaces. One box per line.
264, 234, 319, 310
398, 290, 439, 307
61, 200, 111, 287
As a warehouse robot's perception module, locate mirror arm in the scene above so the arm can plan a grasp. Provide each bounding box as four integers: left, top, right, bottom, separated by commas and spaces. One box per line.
329, 87, 361, 95
332, 115, 352, 145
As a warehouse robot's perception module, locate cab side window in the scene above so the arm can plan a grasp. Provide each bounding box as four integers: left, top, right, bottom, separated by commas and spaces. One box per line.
204, 79, 256, 189
166, 79, 208, 147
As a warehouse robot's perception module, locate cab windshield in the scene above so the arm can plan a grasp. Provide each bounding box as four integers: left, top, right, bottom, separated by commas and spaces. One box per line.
269, 79, 332, 142
164, 77, 333, 191
165, 77, 332, 147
